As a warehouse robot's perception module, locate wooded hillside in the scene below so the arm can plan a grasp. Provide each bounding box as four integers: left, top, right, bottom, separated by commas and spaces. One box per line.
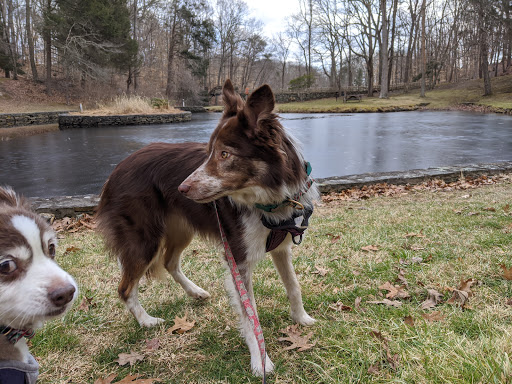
1, 0, 510, 104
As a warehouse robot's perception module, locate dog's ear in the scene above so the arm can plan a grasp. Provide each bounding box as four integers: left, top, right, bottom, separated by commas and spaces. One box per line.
222, 79, 243, 118
243, 84, 275, 123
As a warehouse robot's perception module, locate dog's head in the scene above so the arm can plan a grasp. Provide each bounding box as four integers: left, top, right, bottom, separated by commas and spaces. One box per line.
178, 79, 307, 205
0, 187, 77, 331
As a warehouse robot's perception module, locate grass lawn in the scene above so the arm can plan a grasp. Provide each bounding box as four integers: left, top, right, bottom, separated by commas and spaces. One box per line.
32, 176, 512, 383
273, 75, 512, 114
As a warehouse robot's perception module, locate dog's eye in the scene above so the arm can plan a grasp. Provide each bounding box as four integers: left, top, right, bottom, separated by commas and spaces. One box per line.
0, 259, 17, 275
220, 151, 230, 159
48, 243, 56, 258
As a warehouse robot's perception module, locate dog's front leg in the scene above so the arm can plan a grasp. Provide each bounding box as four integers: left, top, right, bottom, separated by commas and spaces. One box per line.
224, 264, 274, 376
271, 242, 316, 326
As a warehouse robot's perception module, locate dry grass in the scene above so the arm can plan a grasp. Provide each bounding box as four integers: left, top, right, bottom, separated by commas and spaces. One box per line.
71, 95, 181, 116
0, 124, 59, 140
32, 177, 512, 383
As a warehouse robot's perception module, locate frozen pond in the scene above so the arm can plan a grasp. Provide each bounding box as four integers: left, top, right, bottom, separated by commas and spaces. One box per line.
1, 111, 511, 197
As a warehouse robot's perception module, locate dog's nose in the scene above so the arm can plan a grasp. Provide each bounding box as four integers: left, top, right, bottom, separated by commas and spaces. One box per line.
49, 284, 76, 307
178, 184, 191, 194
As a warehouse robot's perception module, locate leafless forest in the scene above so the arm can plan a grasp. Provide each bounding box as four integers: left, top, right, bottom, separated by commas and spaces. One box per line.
1, 0, 510, 103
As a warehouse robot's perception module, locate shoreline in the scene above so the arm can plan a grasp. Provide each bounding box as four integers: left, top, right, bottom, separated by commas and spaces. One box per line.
30, 161, 512, 219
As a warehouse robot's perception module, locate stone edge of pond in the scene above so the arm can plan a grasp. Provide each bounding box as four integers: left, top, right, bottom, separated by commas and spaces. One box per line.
58, 111, 192, 129
30, 161, 512, 219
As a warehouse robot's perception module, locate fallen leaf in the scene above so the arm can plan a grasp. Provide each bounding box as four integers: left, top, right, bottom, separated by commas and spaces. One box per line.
146, 338, 160, 351
446, 289, 469, 307
379, 281, 410, 299
396, 269, 409, 288
421, 311, 446, 322
367, 363, 380, 374
168, 314, 196, 334
483, 207, 496, 212
504, 204, 510, 213
367, 299, 402, 308
278, 324, 316, 352
404, 315, 415, 327
312, 265, 329, 276
370, 331, 399, 370
458, 278, 476, 295
114, 351, 145, 366
354, 297, 363, 311
64, 246, 81, 255
362, 245, 379, 252
329, 301, 352, 312
420, 289, 443, 310
78, 297, 90, 312
501, 264, 512, 280
507, 298, 512, 306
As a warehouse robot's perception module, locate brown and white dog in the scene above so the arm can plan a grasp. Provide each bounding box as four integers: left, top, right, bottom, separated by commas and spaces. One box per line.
0, 187, 77, 383
95, 79, 317, 376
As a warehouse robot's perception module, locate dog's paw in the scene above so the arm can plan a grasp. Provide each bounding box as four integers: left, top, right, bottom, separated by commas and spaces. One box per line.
251, 354, 274, 377
292, 312, 316, 326
189, 287, 211, 300
138, 315, 164, 328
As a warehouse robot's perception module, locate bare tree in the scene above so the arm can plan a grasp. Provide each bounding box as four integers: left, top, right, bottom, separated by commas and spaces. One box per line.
380, 0, 389, 97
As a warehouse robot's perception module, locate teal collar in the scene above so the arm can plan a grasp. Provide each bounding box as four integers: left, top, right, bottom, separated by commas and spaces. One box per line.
255, 162, 314, 213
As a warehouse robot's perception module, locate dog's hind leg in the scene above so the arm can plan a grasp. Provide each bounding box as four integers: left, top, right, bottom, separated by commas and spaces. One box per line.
164, 215, 210, 299
224, 263, 274, 377
118, 255, 164, 328
271, 242, 316, 326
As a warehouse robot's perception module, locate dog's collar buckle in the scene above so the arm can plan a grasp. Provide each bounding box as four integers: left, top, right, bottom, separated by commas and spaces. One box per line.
0, 326, 35, 344
286, 199, 304, 210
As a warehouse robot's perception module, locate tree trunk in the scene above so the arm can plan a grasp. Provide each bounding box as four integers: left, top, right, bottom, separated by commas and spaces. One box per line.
26, 0, 38, 81
380, 0, 389, 98
420, 0, 426, 97
479, 2, 492, 95
44, 0, 52, 93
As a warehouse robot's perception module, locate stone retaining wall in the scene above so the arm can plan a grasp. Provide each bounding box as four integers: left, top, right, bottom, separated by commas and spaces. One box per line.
0, 111, 75, 128
58, 111, 191, 129
29, 162, 512, 219
275, 91, 339, 104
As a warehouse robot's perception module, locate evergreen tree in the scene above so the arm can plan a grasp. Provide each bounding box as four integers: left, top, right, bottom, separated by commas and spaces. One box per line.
50, 0, 138, 81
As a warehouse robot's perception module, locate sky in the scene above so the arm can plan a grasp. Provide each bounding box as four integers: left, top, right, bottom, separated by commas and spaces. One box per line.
247, 0, 298, 38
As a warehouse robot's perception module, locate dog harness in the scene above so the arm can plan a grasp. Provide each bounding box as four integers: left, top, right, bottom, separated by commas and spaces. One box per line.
256, 162, 315, 252
0, 327, 39, 384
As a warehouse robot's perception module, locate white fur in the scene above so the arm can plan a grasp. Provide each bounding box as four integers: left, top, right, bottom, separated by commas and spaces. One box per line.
0, 215, 77, 331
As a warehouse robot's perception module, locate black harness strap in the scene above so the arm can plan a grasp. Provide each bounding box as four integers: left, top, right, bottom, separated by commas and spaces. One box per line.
261, 205, 314, 252
0, 368, 26, 384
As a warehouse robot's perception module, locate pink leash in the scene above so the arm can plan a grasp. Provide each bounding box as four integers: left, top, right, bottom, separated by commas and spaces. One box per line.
213, 201, 267, 383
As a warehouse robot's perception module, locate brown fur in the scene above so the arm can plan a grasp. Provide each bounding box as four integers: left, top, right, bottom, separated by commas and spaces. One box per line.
95, 79, 316, 376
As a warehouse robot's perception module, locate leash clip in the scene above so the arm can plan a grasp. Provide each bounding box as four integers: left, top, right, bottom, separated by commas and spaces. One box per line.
287, 199, 304, 210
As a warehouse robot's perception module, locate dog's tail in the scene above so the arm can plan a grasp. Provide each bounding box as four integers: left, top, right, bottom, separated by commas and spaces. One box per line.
0, 186, 30, 209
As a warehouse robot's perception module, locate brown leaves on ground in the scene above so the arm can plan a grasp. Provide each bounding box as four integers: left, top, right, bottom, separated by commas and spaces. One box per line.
421, 289, 444, 310
422, 311, 446, 322
500, 264, 512, 280
312, 265, 329, 276
167, 314, 196, 334
278, 324, 316, 352
329, 301, 353, 312
378, 281, 410, 299
114, 351, 145, 366
370, 331, 400, 370
321, 175, 508, 204
446, 278, 477, 308
52, 214, 96, 233
367, 299, 402, 308
77, 295, 95, 312
94, 374, 161, 384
